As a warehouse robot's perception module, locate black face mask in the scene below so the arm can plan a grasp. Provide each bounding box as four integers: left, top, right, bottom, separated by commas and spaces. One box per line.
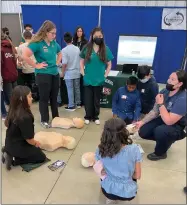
6, 31, 9, 36
93, 38, 103, 45
166, 83, 175, 91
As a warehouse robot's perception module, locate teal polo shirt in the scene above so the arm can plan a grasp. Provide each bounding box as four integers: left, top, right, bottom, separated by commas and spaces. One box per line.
80, 46, 114, 86
28, 40, 61, 75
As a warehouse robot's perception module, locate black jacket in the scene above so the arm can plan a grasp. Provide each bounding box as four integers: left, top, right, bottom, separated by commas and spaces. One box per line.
73, 38, 88, 51
137, 76, 159, 114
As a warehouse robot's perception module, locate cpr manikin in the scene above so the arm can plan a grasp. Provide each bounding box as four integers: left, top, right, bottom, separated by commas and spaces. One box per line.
34, 131, 76, 152
51, 117, 84, 129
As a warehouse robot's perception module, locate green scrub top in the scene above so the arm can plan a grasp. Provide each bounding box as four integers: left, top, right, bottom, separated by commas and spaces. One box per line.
28, 40, 61, 75
80, 46, 114, 86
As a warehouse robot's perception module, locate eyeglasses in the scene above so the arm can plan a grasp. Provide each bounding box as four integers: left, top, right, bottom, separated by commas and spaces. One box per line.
49, 32, 56, 36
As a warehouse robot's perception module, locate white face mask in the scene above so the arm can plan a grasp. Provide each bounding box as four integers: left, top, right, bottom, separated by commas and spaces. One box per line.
140, 78, 149, 83
23, 29, 33, 34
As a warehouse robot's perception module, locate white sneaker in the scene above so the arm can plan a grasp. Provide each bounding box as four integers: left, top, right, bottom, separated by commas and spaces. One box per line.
41, 122, 51, 129
95, 120, 100, 125
76, 104, 81, 109
106, 199, 117, 204
85, 120, 90, 125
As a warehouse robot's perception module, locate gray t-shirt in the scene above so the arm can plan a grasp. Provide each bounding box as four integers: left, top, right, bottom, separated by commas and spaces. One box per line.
62, 44, 80, 80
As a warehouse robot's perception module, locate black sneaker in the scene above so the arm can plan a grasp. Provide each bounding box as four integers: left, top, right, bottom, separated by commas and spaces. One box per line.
4, 152, 13, 170
65, 106, 76, 111
41, 122, 51, 129
147, 153, 167, 161
1, 146, 5, 164
184, 187, 187, 194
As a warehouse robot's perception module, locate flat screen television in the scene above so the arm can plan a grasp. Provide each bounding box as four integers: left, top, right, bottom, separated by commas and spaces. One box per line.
117, 35, 157, 66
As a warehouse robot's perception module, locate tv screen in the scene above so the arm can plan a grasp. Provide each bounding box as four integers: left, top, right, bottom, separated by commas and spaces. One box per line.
117, 35, 157, 66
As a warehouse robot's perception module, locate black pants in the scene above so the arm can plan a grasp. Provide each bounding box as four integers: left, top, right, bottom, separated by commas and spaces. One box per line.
3, 146, 46, 165
84, 86, 101, 120
3, 81, 17, 105
101, 179, 137, 201
13, 149, 46, 166
59, 77, 68, 104
80, 76, 84, 105
139, 117, 185, 156
36, 74, 59, 122
22, 73, 35, 90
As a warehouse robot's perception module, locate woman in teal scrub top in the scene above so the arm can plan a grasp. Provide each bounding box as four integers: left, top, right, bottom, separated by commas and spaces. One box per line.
80, 27, 114, 125
23, 20, 62, 128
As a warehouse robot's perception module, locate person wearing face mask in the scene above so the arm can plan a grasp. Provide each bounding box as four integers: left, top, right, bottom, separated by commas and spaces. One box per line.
20, 24, 34, 44
22, 20, 62, 129
112, 76, 141, 125
80, 27, 114, 125
137, 65, 159, 115
136, 70, 187, 161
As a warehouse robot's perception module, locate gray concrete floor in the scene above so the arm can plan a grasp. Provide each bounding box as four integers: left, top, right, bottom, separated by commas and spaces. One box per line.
1, 103, 186, 204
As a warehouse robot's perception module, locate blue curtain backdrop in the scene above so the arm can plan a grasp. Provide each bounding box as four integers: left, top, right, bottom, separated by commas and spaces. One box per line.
100, 6, 187, 83
21, 5, 186, 83
21, 5, 62, 45
60, 6, 99, 48
21, 5, 99, 48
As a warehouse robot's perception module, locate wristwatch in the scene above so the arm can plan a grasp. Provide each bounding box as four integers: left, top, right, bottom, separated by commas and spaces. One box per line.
158, 103, 164, 108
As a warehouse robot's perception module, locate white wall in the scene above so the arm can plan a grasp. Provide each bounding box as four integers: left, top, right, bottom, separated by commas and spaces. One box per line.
2, 0, 186, 13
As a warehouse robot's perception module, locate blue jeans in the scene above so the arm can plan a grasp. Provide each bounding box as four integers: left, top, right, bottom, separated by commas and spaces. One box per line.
1, 91, 7, 116
65, 78, 81, 107
57, 88, 62, 104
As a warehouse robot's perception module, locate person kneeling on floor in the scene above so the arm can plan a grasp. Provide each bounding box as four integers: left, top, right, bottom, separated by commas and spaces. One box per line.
2, 85, 46, 170
136, 70, 187, 161
112, 76, 141, 125
95, 118, 142, 204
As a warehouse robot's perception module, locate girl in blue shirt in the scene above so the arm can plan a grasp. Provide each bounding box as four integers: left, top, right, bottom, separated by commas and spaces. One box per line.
95, 118, 142, 204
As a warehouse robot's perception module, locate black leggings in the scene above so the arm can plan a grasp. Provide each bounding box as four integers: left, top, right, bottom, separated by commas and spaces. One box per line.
36, 73, 59, 122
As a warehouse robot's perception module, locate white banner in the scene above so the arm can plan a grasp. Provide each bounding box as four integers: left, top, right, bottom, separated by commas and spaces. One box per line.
162, 8, 186, 30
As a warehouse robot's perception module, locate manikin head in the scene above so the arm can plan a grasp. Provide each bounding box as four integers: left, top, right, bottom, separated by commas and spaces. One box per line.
73, 118, 84, 129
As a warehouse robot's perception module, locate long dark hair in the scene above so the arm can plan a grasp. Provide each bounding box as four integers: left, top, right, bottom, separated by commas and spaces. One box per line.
85, 27, 107, 63
5, 86, 33, 127
73, 26, 86, 43
176, 69, 187, 91
98, 118, 133, 158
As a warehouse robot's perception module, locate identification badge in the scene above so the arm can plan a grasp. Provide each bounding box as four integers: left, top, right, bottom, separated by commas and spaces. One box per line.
121, 95, 127, 99
141, 89, 145, 93
43, 46, 48, 52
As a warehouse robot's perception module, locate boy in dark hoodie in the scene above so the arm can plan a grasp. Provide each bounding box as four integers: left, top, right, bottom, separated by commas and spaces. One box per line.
112, 76, 141, 125
1, 32, 18, 105
137, 65, 158, 114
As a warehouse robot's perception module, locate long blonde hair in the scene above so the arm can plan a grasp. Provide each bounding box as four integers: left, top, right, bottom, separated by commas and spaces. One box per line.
30, 20, 56, 43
